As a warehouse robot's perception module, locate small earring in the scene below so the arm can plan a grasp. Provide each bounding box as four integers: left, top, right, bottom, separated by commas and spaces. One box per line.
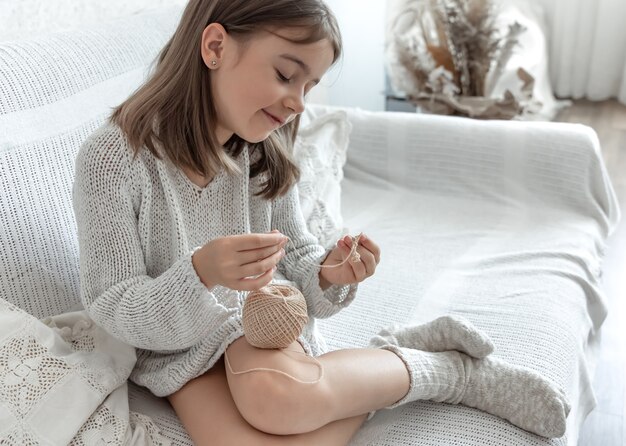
211, 60, 217, 67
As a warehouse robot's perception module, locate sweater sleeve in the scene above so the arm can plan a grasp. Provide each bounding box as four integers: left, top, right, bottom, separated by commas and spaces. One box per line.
272, 183, 358, 319
72, 127, 237, 351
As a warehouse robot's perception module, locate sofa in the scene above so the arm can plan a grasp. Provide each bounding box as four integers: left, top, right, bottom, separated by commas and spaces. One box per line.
0, 7, 620, 446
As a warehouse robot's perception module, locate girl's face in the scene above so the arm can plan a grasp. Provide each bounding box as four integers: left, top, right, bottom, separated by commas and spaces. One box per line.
202, 25, 335, 145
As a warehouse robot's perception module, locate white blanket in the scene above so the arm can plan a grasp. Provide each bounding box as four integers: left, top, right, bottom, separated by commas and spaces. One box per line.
104, 107, 620, 446
313, 106, 620, 446
0, 298, 169, 445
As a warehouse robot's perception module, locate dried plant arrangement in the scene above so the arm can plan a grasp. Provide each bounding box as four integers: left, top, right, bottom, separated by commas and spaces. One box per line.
386, 0, 541, 119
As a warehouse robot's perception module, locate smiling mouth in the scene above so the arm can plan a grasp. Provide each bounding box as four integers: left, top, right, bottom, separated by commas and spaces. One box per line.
263, 110, 283, 126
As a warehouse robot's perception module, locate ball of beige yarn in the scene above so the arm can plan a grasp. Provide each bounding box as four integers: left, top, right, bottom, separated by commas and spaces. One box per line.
242, 284, 309, 349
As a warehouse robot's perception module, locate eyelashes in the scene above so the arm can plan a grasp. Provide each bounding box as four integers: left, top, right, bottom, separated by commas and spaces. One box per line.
276, 70, 291, 83
275, 69, 311, 96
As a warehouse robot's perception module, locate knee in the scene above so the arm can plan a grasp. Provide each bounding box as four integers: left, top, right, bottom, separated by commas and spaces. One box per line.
232, 371, 332, 435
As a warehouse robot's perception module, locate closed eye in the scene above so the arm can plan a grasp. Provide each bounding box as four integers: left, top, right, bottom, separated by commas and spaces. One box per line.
276, 70, 291, 83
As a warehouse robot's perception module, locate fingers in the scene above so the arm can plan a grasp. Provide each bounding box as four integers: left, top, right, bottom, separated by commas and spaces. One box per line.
238, 237, 288, 265
340, 234, 378, 279
237, 266, 276, 291
235, 240, 285, 291
236, 232, 287, 252
337, 237, 366, 279
238, 245, 286, 279
232, 230, 288, 266
356, 234, 381, 264
215, 232, 288, 291
228, 231, 380, 291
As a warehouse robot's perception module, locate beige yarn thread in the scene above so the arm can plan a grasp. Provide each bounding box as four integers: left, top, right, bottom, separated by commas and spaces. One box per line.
315, 232, 363, 267
224, 233, 364, 384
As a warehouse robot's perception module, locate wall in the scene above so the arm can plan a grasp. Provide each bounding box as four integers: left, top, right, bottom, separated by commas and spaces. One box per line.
312, 0, 386, 111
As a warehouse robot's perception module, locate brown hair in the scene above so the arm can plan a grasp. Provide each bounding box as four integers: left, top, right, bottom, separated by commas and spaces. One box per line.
110, 0, 342, 200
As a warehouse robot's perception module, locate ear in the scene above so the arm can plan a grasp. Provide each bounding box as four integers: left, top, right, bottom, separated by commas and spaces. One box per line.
201, 23, 228, 69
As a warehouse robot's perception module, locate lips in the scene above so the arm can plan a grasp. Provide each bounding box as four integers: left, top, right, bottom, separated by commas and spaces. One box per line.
263, 110, 284, 125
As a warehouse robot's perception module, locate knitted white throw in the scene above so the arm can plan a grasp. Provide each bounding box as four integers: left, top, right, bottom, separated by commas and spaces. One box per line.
0, 298, 170, 445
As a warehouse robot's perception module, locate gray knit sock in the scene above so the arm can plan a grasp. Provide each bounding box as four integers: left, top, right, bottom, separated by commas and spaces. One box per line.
381, 345, 571, 438
369, 315, 494, 358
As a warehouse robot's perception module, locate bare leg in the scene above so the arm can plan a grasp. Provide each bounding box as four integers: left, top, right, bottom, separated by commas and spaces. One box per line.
225, 336, 409, 435
226, 335, 569, 439
167, 355, 368, 446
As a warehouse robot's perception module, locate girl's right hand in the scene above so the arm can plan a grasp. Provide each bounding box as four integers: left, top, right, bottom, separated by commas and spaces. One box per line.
191, 230, 288, 291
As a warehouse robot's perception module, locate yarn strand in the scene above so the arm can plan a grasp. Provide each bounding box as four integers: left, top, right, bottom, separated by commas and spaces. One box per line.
224, 348, 325, 384
286, 232, 363, 268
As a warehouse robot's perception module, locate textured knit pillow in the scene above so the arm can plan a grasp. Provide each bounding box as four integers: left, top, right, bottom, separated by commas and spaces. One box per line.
294, 109, 352, 249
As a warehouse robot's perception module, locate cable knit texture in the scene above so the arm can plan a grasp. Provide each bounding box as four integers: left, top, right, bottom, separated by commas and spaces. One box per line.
71, 121, 358, 397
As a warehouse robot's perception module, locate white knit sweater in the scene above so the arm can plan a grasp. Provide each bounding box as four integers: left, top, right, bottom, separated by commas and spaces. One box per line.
71, 121, 358, 397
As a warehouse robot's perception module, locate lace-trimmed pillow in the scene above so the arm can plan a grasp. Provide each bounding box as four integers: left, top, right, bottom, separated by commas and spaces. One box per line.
0, 298, 170, 445
294, 109, 352, 250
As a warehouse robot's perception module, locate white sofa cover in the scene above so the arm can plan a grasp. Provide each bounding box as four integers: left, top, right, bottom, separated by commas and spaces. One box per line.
0, 8, 620, 446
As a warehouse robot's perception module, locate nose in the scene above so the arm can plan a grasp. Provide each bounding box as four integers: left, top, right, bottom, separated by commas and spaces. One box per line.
284, 89, 305, 115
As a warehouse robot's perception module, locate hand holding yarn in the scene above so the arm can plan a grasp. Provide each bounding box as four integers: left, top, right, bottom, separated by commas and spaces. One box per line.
230, 232, 380, 385
191, 232, 288, 292
241, 231, 379, 351
318, 233, 381, 286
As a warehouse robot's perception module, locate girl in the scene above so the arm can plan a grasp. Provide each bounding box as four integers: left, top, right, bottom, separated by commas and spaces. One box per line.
72, 0, 571, 444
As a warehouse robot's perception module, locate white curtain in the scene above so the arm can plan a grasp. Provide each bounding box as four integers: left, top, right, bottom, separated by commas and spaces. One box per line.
549, 0, 626, 104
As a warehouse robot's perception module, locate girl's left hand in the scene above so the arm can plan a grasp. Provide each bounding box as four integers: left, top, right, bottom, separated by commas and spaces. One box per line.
319, 233, 381, 286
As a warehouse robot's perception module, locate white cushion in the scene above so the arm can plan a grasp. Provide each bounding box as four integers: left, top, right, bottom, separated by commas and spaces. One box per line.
295, 109, 352, 249
0, 297, 169, 444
